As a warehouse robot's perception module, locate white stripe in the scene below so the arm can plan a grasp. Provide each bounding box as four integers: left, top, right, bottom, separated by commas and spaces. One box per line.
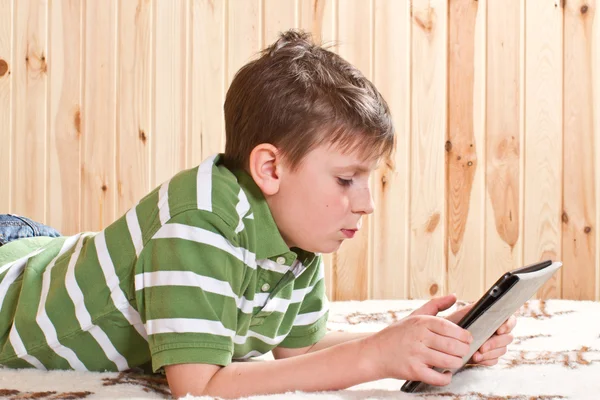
257, 259, 290, 274
247, 292, 269, 309
234, 330, 287, 346
135, 271, 237, 298
136, 271, 255, 314
235, 350, 263, 360
9, 325, 46, 370
158, 180, 171, 225
234, 188, 251, 234
36, 234, 88, 371
65, 235, 129, 371
126, 205, 143, 257
197, 154, 216, 211
95, 232, 148, 341
146, 318, 235, 337
0, 247, 45, 276
0, 257, 29, 311
153, 223, 257, 269
293, 298, 330, 326
245, 213, 254, 220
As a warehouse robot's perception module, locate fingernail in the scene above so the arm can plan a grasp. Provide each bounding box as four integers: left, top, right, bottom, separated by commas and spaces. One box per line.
473, 353, 481, 362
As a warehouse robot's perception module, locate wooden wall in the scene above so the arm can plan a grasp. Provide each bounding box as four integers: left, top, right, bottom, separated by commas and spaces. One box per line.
1, 0, 599, 302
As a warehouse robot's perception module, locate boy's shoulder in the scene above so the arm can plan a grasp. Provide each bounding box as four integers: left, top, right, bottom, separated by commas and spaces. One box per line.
161, 154, 266, 237
154, 155, 239, 229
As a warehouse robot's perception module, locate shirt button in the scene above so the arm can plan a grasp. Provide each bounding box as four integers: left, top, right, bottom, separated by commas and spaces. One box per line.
261, 283, 270, 292
276, 256, 286, 265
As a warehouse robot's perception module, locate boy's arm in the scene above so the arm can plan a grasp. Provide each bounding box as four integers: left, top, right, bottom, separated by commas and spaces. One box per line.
166, 336, 377, 399
272, 331, 372, 359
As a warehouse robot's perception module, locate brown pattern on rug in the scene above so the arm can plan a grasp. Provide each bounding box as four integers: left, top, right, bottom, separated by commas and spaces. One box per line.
102, 370, 170, 398
0, 390, 92, 399
342, 309, 415, 325
516, 300, 574, 320
506, 346, 598, 369
513, 333, 552, 345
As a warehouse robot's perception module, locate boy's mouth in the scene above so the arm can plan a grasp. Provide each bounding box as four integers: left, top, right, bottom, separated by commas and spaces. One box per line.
341, 229, 357, 238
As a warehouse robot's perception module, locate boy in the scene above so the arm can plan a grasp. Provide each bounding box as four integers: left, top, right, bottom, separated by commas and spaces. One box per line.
0, 30, 515, 398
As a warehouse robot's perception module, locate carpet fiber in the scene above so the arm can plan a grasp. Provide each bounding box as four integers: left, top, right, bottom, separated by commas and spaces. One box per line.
0, 299, 597, 399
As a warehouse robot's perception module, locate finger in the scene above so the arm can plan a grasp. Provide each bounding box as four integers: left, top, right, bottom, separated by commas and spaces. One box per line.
426, 347, 465, 371
479, 334, 514, 354
416, 367, 453, 387
476, 358, 499, 366
497, 315, 517, 334
445, 303, 474, 325
426, 333, 471, 358
429, 318, 473, 345
411, 294, 457, 317
478, 346, 508, 362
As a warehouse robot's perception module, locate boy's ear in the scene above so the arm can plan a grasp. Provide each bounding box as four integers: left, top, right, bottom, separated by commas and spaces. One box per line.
248, 144, 283, 196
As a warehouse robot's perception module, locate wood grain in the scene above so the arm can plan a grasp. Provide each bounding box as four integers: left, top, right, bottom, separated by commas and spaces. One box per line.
410, 0, 447, 299
0, 0, 12, 212
12, 0, 47, 222
524, 0, 563, 299
485, 0, 523, 289
563, 0, 596, 300
371, 0, 410, 299
117, 0, 152, 216
333, 0, 372, 301
82, 0, 117, 231
47, 0, 82, 235
447, 0, 485, 302
227, 0, 260, 86
189, 0, 226, 165
264, 0, 296, 47
152, 0, 187, 189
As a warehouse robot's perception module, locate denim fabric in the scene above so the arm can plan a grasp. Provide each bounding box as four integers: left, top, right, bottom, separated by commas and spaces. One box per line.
0, 214, 61, 247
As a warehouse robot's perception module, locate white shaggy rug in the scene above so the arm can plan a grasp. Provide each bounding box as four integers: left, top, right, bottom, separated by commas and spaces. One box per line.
0, 299, 598, 400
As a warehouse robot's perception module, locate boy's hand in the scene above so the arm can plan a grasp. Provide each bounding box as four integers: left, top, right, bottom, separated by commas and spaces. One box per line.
445, 301, 517, 366
363, 294, 473, 387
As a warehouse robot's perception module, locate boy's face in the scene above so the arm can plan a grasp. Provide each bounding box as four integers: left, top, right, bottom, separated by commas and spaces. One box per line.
266, 143, 377, 254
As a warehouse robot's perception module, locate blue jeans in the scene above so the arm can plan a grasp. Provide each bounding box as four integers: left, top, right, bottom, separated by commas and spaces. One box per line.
0, 214, 61, 247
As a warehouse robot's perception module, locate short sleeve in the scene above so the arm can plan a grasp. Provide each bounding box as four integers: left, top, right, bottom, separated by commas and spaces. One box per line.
134, 210, 250, 372
277, 256, 329, 348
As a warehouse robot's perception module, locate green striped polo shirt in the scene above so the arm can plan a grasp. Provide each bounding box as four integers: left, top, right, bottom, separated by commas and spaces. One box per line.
0, 154, 329, 373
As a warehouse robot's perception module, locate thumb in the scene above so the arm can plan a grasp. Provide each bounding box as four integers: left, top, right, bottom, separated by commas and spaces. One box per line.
411, 294, 457, 316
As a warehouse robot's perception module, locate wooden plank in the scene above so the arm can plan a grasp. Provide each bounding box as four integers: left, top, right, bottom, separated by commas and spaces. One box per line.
47, 0, 82, 235
0, 0, 12, 212
12, 0, 47, 222
189, 0, 226, 165
485, 0, 522, 290
563, 0, 596, 300
595, 1, 600, 302
81, 0, 117, 231
409, 0, 447, 299
524, 0, 563, 299
332, 0, 371, 301
264, 0, 296, 47
117, 0, 152, 215
152, 0, 187, 188
297, 0, 336, 300
371, 0, 410, 299
297, 0, 332, 45
227, 0, 260, 85
447, 0, 486, 302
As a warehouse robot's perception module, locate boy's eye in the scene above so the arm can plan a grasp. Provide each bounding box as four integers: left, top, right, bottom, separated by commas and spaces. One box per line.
337, 177, 353, 187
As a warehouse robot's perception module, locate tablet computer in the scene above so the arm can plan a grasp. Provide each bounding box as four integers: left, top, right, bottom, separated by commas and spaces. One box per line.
400, 259, 563, 393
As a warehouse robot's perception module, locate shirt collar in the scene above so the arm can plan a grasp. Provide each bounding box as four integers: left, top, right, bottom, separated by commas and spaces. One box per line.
230, 167, 295, 260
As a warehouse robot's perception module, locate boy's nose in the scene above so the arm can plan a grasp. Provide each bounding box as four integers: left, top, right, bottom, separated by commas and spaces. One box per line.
352, 187, 375, 215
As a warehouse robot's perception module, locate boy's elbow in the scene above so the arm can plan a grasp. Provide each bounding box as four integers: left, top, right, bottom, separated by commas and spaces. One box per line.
165, 363, 221, 398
